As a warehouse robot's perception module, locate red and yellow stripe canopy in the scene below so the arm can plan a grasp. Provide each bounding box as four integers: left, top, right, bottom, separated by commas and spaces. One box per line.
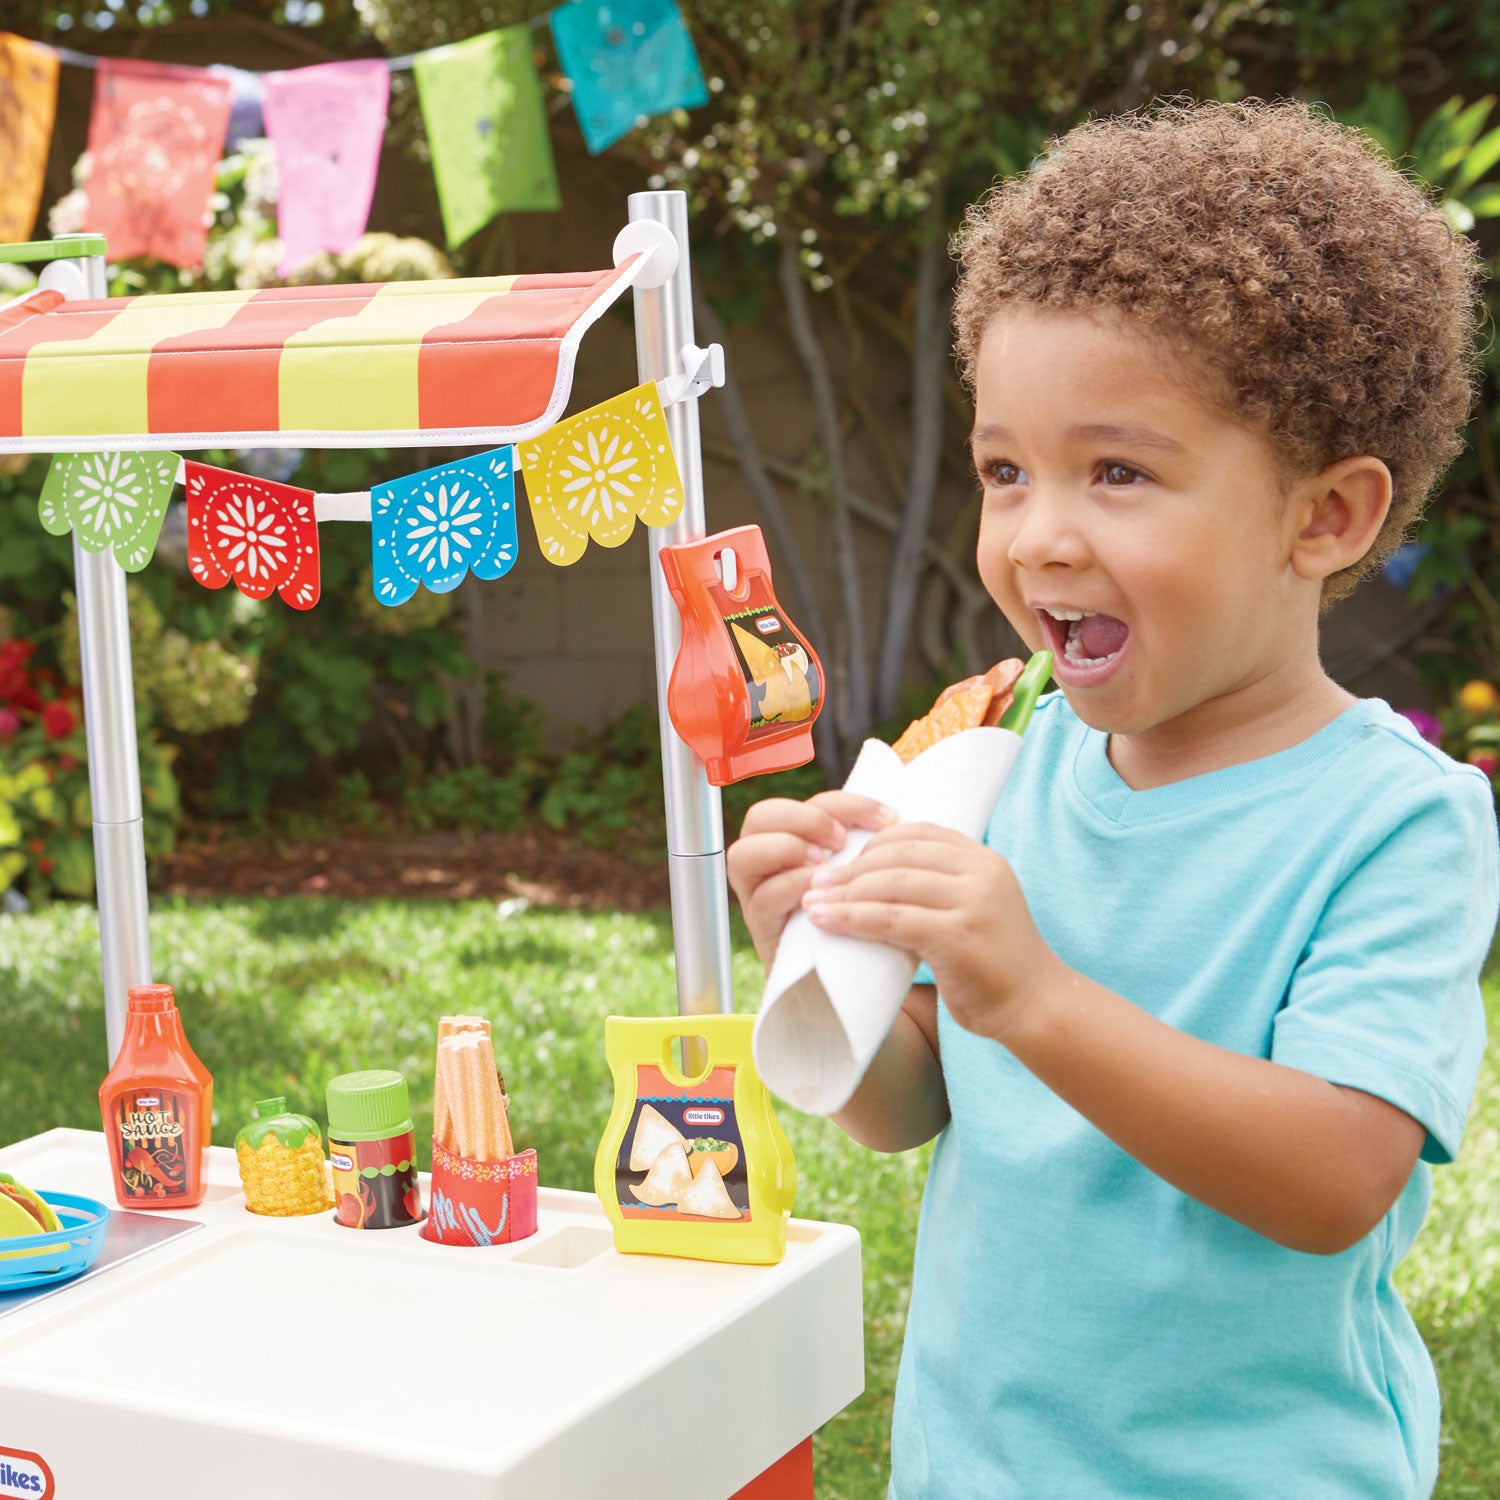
0, 258, 642, 453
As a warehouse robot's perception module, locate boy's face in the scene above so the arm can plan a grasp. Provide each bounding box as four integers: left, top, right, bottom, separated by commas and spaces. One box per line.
971, 306, 1317, 741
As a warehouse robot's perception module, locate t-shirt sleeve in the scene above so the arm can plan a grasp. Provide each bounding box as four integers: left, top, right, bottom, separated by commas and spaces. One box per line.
914, 959, 935, 987
1271, 770, 1498, 1164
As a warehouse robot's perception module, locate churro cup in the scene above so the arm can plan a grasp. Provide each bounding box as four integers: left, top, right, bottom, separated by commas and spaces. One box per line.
421, 1143, 537, 1247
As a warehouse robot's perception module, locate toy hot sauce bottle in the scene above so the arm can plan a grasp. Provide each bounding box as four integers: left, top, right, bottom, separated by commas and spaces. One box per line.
98, 983, 214, 1210
595, 1014, 795, 1264
326, 1070, 423, 1229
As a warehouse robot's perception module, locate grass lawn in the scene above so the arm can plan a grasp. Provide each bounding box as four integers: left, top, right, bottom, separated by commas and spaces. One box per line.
2, 896, 1497, 1497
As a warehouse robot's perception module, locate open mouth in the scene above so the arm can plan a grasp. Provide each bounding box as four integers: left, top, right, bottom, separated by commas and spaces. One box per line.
1036, 609, 1130, 680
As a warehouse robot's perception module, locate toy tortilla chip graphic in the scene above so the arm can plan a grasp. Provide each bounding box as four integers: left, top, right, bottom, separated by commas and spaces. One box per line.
631, 1142, 694, 1206
629, 1102, 689, 1172
732, 621, 813, 724
676, 1158, 740, 1219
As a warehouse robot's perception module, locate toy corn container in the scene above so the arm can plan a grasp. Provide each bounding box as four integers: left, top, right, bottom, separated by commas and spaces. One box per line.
595, 1014, 796, 1265
235, 1097, 335, 1217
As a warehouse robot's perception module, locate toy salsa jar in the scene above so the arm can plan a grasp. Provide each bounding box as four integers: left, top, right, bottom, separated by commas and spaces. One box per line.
98, 983, 213, 1210
325, 1070, 423, 1229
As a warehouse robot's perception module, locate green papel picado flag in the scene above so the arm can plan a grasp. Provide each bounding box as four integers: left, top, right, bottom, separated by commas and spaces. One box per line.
413, 27, 562, 247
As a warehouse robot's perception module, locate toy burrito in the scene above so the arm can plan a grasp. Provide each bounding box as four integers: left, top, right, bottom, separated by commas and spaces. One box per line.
753, 651, 1053, 1116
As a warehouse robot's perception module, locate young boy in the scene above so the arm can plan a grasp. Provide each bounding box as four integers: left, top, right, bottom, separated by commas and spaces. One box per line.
727, 101, 1499, 1498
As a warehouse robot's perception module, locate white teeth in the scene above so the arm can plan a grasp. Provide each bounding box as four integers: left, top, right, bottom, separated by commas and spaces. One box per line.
1040, 606, 1097, 621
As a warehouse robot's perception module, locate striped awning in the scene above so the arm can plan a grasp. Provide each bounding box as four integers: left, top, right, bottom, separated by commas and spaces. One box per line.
0, 257, 644, 453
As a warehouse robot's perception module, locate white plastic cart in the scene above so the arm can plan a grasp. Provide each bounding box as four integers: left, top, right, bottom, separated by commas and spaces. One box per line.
0, 193, 864, 1498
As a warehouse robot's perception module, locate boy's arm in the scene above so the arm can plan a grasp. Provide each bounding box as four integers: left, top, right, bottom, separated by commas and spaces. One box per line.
994, 961, 1424, 1256
802, 820, 1436, 1255
831, 983, 949, 1154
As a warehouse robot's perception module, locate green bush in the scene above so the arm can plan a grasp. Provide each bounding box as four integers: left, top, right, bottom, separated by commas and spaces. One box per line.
404, 764, 530, 833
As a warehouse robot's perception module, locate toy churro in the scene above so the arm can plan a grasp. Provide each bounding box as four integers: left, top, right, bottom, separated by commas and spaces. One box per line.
434, 1020, 513, 1162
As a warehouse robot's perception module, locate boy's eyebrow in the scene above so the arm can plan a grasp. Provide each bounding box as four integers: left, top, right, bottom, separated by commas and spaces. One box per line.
969, 421, 1191, 456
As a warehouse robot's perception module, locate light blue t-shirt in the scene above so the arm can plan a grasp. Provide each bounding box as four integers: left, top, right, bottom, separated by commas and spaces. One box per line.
895, 693, 1499, 1500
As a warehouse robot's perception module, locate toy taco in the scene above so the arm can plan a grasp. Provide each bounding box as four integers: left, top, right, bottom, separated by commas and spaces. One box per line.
0, 1172, 63, 1264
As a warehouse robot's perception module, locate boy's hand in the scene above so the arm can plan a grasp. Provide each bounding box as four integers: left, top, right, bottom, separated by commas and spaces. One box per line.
726, 792, 898, 968
801, 821, 1058, 1046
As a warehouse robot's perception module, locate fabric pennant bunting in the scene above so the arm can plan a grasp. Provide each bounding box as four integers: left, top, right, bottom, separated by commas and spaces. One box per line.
86, 58, 232, 269
38, 450, 178, 573
208, 64, 265, 153
517, 382, 683, 566
550, 0, 708, 155
262, 60, 390, 276
185, 461, 320, 610
412, 26, 560, 247
0, 33, 61, 244
370, 447, 519, 606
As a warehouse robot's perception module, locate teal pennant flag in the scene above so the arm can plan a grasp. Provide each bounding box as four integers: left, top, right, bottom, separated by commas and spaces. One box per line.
38, 450, 180, 573
413, 27, 561, 247
550, 0, 708, 155
371, 447, 519, 606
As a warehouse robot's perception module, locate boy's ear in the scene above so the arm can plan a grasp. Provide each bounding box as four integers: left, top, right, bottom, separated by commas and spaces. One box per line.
1288, 456, 1393, 582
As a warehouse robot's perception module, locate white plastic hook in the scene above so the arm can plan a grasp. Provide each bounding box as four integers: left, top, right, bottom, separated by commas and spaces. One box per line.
657, 342, 726, 408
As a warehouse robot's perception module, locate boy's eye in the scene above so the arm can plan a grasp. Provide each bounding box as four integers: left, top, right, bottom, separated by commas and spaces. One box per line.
1100, 461, 1146, 486
976, 458, 1026, 488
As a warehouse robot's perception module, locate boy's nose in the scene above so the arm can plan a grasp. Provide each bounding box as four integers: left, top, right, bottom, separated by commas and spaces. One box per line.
1004, 493, 1091, 573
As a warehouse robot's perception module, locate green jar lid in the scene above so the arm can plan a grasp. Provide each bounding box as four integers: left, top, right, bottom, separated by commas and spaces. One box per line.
325, 1070, 413, 1142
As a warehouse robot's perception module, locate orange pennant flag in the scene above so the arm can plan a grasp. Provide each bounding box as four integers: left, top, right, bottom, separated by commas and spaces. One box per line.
0, 34, 60, 244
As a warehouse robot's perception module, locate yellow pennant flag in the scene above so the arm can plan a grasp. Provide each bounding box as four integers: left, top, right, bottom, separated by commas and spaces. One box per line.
518, 382, 684, 566
0, 33, 60, 244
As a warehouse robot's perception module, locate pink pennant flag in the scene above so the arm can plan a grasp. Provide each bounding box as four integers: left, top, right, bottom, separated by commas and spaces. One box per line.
85, 58, 231, 269
262, 60, 390, 277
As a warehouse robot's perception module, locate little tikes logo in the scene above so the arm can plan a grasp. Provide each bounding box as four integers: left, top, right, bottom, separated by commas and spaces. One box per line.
330, 1151, 354, 1173
0, 1448, 53, 1498
754, 615, 780, 635
136, 1095, 160, 1108
684, 1107, 725, 1127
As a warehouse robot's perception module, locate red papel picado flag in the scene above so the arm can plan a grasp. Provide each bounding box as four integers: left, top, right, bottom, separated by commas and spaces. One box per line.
185, 460, 320, 610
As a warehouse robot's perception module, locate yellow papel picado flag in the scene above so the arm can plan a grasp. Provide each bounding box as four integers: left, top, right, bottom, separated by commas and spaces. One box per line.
517, 382, 684, 566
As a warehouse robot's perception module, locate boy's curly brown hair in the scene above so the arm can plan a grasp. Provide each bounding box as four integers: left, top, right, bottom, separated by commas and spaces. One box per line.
952, 98, 1486, 606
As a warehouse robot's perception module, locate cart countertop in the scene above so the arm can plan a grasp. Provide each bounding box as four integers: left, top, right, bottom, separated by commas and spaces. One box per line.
0, 1129, 863, 1500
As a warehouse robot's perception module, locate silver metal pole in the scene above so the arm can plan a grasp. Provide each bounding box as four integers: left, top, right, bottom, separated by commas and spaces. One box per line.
67, 252, 152, 1063
628, 190, 735, 1023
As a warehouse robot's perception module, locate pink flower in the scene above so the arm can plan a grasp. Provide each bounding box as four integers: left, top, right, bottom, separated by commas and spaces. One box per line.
0, 708, 20, 739
1398, 709, 1443, 747
1467, 751, 1500, 779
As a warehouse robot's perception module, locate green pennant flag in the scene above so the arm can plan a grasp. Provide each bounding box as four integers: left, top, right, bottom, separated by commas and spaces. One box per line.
38, 451, 180, 573
414, 27, 562, 247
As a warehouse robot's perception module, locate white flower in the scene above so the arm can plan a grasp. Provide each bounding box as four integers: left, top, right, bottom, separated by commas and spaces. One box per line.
71, 453, 148, 536
401, 481, 486, 574
214, 491, 290, 581
559, 424, 643, 528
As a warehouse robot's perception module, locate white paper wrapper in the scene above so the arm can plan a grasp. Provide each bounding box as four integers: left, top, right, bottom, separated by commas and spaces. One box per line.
752, 726, 1023, 1115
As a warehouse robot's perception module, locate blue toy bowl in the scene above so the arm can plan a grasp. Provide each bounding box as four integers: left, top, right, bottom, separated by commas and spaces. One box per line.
0, 1191, 111, 1292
